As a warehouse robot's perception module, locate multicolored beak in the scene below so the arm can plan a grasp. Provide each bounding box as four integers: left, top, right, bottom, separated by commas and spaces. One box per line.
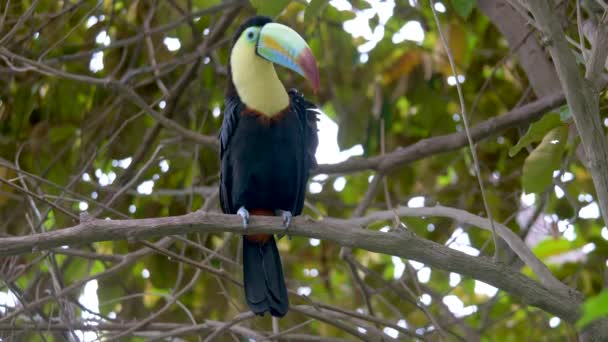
257, 23, 320, 92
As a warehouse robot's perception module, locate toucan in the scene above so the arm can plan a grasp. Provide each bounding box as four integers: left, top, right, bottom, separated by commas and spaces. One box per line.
219, 16, 320, 317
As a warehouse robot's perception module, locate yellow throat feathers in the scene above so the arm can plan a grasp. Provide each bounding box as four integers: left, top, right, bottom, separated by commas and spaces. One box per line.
230, 37, 289, 117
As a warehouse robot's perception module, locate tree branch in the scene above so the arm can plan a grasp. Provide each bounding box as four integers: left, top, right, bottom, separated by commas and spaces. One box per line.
0, 209, 583, 325
315, 90, 569, 174
0, 48, 219, 149
583, 16, 608, 89
478, 0, 561, 97
526, 1, 608, 233
350, 205, 569, 296
4, 41, 603, 179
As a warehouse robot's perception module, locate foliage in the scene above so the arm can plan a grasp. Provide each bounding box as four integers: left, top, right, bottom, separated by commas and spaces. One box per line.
451, 0, 475, 18
250, 0, 291, 16
521, 125, 568, 193
0, 0, 607, 341
509, 113, 563, 157
577, 290, 608, 329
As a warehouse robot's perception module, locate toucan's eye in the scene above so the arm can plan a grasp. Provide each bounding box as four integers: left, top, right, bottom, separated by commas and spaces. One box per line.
245, 29, 257, 42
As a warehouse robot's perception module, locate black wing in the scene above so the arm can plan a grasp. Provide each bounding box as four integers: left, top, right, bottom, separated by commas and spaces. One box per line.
219, 95, 243, 214
288, 89, 319, 215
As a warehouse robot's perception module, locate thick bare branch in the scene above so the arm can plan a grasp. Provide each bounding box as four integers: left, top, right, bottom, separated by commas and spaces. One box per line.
350, 205, 568, 296
0, 210, 583, 325
478, 0, 561, 97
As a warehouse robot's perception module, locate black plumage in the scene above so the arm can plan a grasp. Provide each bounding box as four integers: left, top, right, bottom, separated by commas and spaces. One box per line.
219, 17, 319, 317
220, 90, 318, 215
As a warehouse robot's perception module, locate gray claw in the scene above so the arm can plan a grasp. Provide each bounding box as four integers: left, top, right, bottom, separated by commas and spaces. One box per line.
274, 209, 292, 228
237, 206, 249, 229
275, 210, 293, 240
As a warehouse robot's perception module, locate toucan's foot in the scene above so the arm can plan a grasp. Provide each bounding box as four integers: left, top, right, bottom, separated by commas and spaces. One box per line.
276, 210, 292, 228
275, 210, 293, 240
237, 206, 249, 229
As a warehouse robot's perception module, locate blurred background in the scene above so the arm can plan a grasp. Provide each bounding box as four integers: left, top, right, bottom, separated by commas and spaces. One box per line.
0, 0, 607, 340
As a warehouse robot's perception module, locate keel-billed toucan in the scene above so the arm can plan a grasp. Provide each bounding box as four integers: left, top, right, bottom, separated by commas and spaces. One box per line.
219, 16, 320, 317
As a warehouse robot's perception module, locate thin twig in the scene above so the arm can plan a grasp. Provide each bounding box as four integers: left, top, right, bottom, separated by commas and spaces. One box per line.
203, 312, 256, 342
430, 0, 501, 261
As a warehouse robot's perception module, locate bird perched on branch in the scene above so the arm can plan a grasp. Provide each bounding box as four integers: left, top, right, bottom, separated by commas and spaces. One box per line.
219, 16, 320, 317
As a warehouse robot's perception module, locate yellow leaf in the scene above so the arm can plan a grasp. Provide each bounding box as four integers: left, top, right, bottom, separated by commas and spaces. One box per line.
382, 50, 422, 84
435, 21, 467, 76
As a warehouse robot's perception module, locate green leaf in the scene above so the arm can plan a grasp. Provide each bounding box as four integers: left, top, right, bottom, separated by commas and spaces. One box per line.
305, 0, 326, 22
558, 105, 572, 122
12, 85, 35, 136
509, 113, 562, 157
522, 126, 568, 193
50, 125, 77, 144
91, 260, 106, 275
64, 256, 90, 280
43, 210, 55, 230
532, 238, 574, 259
577, 290, 608, 328
451, 0, 475, 18
250, 0, 290, 17
382, 263, 395, 280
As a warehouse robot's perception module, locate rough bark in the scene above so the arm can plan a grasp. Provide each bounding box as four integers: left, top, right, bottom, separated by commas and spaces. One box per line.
0, 210, 585, 325
525, 1, 608, 236
316, 90, 570, 174
478, 0, 561, 97
526, 2, 608, 340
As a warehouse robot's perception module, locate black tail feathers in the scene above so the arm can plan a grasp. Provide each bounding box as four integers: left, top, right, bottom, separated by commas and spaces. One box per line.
242, 237, 289, 317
